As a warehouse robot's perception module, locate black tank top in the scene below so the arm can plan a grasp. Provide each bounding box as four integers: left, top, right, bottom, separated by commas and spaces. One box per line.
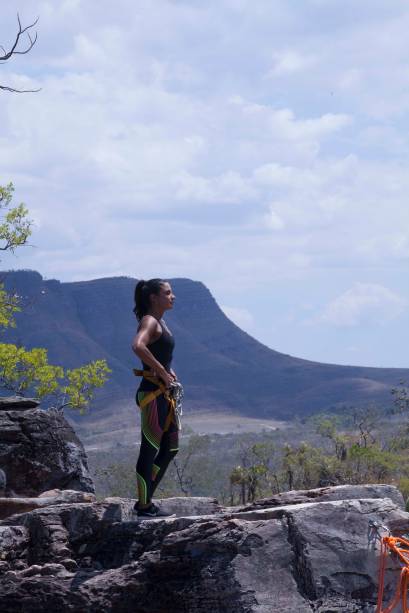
138, 321, 175, 392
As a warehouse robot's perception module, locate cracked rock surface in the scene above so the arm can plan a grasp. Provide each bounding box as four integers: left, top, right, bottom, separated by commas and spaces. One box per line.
1, 485, 408, 612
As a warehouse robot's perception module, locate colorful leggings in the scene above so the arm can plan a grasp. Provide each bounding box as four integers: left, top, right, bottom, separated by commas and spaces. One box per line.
136, 391, 179, 505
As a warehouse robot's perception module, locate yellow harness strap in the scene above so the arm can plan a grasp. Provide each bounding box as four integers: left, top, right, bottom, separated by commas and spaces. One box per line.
133, 369, 176, 432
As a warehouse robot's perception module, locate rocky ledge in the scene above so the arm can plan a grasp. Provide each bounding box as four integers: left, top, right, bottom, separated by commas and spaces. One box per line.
0, 484, 408, 612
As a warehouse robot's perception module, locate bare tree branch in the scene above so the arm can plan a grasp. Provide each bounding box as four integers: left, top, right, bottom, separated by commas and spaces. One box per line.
0, 84, 40, 93
0, 14, 40, 93
0, 14, 39, 61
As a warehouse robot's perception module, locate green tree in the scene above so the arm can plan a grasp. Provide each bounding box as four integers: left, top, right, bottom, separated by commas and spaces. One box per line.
172, 434, 211, 496
229, 465, 247, 505
64, 360, 112, 412
312, 406, 409, 489
0, 183, 32, 251
392, 381, 409, 416
351, 407, 380, 448
229, 440, 278, 504
0, 343, 110, 413
346, 443, 400, 483
0, 183, 32, 328
315, 415, 348, 461
281, 442, 332, 491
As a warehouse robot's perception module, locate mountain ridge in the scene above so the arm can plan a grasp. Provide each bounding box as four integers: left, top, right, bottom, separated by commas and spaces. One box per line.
1, 269, 407, 421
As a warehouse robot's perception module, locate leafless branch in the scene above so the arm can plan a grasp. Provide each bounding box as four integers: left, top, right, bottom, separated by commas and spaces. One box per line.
0, 14, 40, 93
0, 14, 39, 61
0, 84, 40, 93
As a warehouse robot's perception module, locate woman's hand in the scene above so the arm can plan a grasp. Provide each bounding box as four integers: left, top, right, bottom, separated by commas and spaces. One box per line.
158, 368, 174, 388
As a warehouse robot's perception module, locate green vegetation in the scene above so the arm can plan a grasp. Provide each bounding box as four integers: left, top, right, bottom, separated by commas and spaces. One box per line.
89, 394, 409, 505
0, 183, 32, 328
0, 182, 110, 411
0, 344, 110, 412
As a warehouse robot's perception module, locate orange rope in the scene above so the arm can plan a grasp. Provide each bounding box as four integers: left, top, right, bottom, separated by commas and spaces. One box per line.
377, 536, 409, 613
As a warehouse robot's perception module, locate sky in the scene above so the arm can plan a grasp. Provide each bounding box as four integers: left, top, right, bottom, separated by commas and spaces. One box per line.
1, 0, 409, 368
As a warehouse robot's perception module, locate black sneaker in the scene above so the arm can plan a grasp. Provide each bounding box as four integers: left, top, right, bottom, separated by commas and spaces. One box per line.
137, 503, 175, 518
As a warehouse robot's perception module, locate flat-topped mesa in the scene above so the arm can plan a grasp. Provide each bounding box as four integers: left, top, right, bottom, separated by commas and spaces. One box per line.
0, 398, 94, 497
2, 269, 408, 419
0, 485, 409, 612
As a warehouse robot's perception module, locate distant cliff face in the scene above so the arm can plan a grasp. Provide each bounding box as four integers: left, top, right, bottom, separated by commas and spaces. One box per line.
1, 270, 407, 420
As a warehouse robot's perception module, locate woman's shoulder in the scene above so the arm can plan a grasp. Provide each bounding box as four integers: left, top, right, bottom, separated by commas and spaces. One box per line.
140, 314, 157, 323
138, 314, 161, 331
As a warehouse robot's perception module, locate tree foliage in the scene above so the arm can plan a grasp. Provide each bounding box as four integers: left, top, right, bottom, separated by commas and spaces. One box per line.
392, 381, 409, 416
225, 406, 409, 505
230, 440, 278, 504
0, 181, 110, 412
0, 286, 20, 330
0, 183, 32, 329
0, 343, 111, 412
173, 434, 211, 495
90, 401, 409, 507
0, 183, 32, 251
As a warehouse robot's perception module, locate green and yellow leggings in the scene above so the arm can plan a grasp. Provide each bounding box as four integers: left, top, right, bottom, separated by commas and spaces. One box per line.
136, 391, 179, 506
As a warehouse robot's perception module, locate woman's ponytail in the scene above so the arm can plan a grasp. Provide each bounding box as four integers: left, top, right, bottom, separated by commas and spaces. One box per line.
133, 278, 164, 321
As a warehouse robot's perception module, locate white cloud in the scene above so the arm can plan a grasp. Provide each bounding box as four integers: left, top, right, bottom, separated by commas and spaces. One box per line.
264, 206, 285, 230
316, 283, 407, 327
173, 170, 257, 204
2, 1, 409, 368
268, 50, 316, 77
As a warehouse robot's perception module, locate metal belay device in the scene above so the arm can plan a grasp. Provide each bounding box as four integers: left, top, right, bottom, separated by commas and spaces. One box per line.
169, 380, 184, 431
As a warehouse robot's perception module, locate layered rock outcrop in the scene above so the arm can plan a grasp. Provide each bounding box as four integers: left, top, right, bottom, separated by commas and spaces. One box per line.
0, 398, 407, 611
0, 485, 408, 612
0, 398, 94, 496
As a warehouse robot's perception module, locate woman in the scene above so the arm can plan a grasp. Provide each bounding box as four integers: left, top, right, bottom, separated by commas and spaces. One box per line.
131, 278, 179, 518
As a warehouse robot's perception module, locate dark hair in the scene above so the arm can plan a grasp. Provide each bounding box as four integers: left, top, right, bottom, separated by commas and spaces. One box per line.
133, 278, 165, 321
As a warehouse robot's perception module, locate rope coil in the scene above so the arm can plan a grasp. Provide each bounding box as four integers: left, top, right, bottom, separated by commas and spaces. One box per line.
377, 536, 409, 613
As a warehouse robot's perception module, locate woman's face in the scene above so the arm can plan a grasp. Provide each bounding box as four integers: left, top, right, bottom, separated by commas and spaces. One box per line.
151, 282, 175, 311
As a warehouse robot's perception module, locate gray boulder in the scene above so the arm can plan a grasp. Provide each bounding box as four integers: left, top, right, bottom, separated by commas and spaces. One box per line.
0, 485, 408, 612
0, 489, 96, 520
103, 495, 222, 520
0, 401, 94, 496
0, 397, 40, 411
231, 483, 405, 511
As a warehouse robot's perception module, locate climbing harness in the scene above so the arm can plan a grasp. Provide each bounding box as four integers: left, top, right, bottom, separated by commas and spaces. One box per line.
133, 369, 183, 431
376, 534, 409, 613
